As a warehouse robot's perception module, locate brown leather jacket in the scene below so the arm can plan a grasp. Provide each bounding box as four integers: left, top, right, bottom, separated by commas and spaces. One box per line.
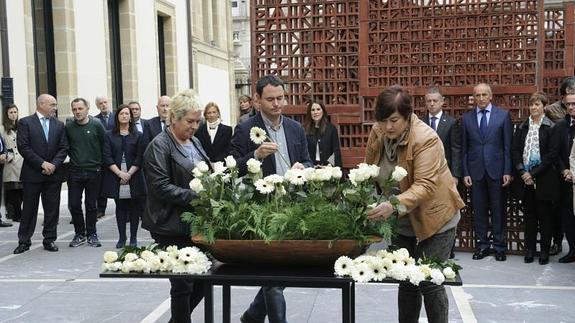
365, 114, 465, 241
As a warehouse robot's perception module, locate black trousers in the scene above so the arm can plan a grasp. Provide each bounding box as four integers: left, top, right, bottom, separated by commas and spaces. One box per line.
151, 233, 205, 323
5, 187, 23, 221
17, 181, 62, 245
522, 186, 552, 253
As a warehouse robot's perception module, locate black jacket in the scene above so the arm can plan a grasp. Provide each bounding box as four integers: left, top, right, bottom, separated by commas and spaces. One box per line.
194, 123, 233, 162
306, 123, 342, 167
101, 130, 147, 199
422, 112, 462, 178
142, 130, 211, 237
511, 116, 559, 200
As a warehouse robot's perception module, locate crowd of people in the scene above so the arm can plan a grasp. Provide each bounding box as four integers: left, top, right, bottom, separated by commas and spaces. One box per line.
1, 75, 575, 322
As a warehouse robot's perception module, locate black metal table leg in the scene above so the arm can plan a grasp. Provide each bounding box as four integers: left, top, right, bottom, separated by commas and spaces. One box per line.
204, 283, 214, 323
350, 281, 355, 323
342, 283, 350, 323
223, 284, 231, 323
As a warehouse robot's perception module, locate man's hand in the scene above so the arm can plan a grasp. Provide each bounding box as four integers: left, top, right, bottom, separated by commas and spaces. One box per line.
367, 201, 394, 221
254, 142, 278, 160
563, 169, 573, 183
502, 175, 512, 187
41, 161, 56, 175
452, 177, 459, 186
463, 176, 472, 187
0, 153, 6, 164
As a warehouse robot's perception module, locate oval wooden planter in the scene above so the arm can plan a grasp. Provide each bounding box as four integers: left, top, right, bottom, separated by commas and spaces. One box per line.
191, 235, 382, 265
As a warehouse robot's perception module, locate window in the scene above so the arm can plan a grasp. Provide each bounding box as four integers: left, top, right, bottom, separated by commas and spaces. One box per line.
31, 0, 56, 97
108, 0, 123, 106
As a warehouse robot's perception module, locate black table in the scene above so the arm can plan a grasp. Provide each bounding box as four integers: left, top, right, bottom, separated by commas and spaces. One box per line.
100, 262, 462, 323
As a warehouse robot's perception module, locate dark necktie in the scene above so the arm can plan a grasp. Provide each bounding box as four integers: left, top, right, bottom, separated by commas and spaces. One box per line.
430, 116, 437, 131
479, 110, 487, 138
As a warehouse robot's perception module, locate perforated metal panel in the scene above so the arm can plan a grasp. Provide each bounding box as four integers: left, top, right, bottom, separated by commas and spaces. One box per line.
251, 0, 575, 254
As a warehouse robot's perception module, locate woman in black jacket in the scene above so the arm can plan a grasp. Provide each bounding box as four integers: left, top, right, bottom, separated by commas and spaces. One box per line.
142, 89, 211, 323
102, 105, 147, 248
194, 102, 232, 162
303, 101, 342, 167
512, 91, 559, 265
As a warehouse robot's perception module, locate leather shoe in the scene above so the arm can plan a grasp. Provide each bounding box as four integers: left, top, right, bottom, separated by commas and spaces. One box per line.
472, 248, 489, 260
549, 244, 562, 256
558, 251, 575, 263
539, 252, 549, 265
0, 221, 13, 227
495, 251, 507, 261
43, 242, 59, 252
13, 244, 30, 254
524, 250, 534, 263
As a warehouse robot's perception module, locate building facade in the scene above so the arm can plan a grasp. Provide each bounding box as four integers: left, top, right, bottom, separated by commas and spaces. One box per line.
0, 0, 236, 123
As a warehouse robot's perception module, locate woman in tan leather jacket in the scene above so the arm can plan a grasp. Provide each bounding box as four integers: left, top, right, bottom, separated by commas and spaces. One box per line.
366, 86, 464, 323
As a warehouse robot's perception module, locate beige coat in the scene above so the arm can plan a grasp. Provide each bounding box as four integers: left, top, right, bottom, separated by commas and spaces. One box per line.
365, 114, 465, 241
0, 126, 23, 183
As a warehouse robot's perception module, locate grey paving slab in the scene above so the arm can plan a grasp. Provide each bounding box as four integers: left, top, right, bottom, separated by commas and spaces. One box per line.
0, 194, 575, 322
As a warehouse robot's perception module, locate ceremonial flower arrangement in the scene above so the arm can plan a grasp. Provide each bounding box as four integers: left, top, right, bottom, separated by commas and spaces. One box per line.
101, 244, 212, 274
334, 248, 461, 285
182, 127, 408, 244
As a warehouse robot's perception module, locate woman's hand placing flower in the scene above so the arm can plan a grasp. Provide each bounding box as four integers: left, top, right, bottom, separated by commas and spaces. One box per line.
367, 201, 395, 221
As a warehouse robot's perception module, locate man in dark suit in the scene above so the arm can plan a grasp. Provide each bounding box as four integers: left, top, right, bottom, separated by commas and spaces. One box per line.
231, 75, 312, 323
94, 96, 114, 130
94, 96, 113, 219
554, 92, 575, 263
422, 87, 462, 258
422, 87, 462, 181
13, 94, 69, 254
462, 83, 513, 261
147, 95, 170, 140
128, 101, 147, 134
0, 135, 12, 227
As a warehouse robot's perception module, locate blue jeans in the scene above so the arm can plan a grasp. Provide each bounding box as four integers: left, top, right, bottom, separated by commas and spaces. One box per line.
245, 287, 286, 323
393, 228, 456, 323
68, 168, 101, 236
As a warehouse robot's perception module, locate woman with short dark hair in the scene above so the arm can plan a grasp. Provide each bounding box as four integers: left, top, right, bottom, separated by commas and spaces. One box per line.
366, 86, 464, 323
512, 91, 559, 265
0, 104, 23, 223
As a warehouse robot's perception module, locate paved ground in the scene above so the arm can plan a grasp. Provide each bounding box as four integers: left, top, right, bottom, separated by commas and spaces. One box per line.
0, 192, 574, 322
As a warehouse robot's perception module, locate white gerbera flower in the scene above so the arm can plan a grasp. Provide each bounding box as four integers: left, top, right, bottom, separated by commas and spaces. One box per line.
388, 263, 408, 281
334, 256, 354, 276
166, 245, 179, 258
264, 174, 284, 184
189, 178, 204, 193
351, 262, 374, 283
285, 169, 306, 185
103, 251, 118, 263
392, 166, 408, 182
443, 267, 456, 280
369, 259, 387, 281
249, 127, 267, 145
224, 155, 237, 168
247, 158, 262, 174
255, 179, 275, 194
430, 268, 445, 285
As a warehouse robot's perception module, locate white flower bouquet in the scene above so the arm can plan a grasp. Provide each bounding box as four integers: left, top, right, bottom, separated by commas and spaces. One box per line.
334, 247, 461, 285
182, 147, 407, 244
101, 244, 212, 274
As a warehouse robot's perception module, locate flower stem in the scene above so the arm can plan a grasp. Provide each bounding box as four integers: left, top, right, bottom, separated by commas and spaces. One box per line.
265, 137, 291, 169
